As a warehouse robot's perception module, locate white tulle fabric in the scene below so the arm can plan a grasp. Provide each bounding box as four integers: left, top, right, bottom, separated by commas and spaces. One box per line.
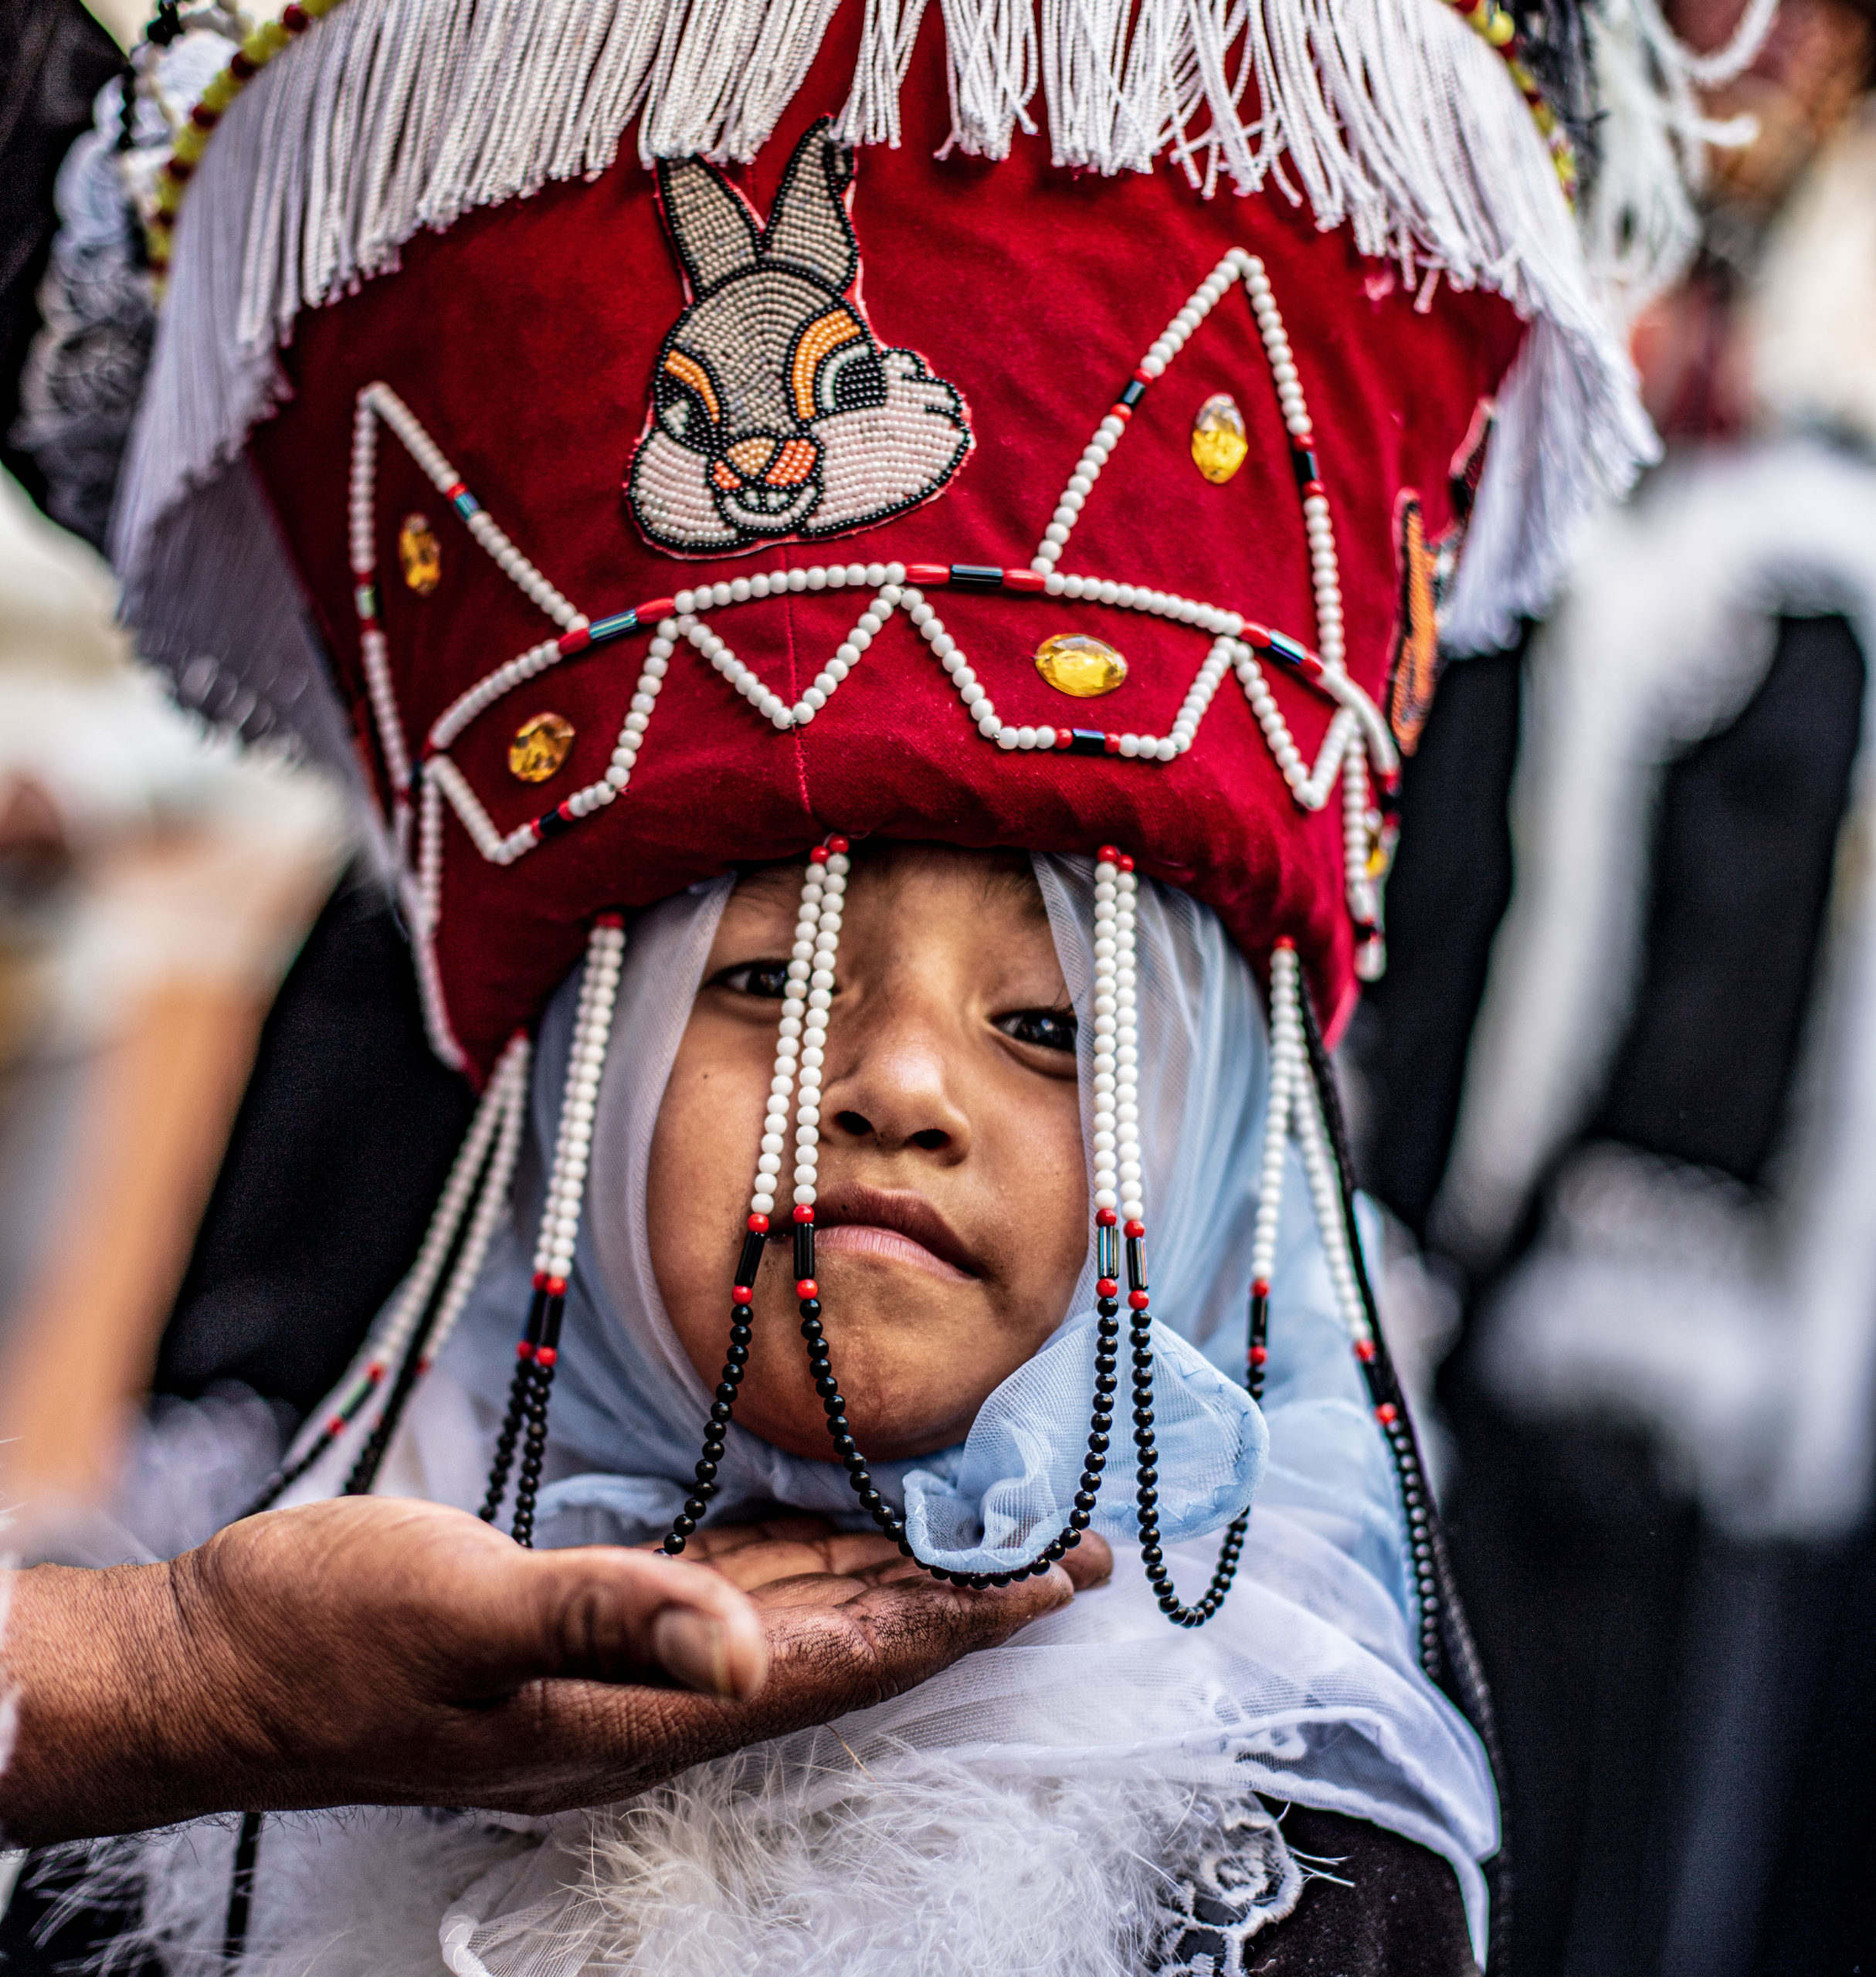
388, 856, 1496, 1951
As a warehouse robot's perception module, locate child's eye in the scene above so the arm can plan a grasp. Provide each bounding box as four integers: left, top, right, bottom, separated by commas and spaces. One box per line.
996, 1008, 1078, 1053
713, 960, 793, 999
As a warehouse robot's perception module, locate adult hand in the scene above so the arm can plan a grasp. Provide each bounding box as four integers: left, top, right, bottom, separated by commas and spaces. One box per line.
0, 1497, 1111, 1846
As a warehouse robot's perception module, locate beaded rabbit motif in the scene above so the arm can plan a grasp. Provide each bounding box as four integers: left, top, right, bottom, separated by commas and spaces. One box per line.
626, 120, 972, 556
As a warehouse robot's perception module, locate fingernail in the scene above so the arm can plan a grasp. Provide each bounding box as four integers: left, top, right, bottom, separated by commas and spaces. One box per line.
653, 1607, 735, 1697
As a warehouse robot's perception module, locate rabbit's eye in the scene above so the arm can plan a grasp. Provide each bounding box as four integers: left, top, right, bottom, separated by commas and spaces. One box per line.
816, 341, 887, 416
792, 310, 887, 422
656, 351, 721, 453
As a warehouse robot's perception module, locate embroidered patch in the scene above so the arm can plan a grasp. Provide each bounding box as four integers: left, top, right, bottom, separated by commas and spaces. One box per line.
626, 120, 972, 558
1385, 490, 1441, 754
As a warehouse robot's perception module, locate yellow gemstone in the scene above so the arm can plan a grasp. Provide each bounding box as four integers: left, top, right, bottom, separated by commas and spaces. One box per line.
509, 712, 575, 783
397, 513, 442, 595
1190, 394, 1249, 484
1035, 632, 1127, 698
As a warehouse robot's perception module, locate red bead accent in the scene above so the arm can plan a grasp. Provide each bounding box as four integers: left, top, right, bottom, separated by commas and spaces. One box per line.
1250, 1277, 1270, 1299
595, 911, 625, 928
809, 845, 829, 863
531, 1271, 551, 1290
1128, 1289, 1152, 1311
557, 802, 575, 823
556, 626, 592, 657
1242, 621, 1270, 647
164, 158, 195, 182
326, 1413, 345, 1435
365, 1362, 386, 1383
1097, 1277, 1119, 1297
1104, 734, 1120, 754
1250, 1345, 1269, 1365
906, 563, 949, 584
1118, 854, 1135, 873
827, 836, 850, 854
796, 1278, 819, 1300
190, 104, 219, 129
446, 480, 467, 500
1133, 368, 1153, 385
516, 1340, 535, 1360
1096, 1207, 1118, 1226
1097, 843, 1121, 864
1375, 1401, 1398, 1425
636, 595, 676, 622
1303, 480, 1326, 499
1111, 403, 1132, 422
1003, 568, 1045, 592
535, 1346, 559, 1368
282, 2, 308, 28
1054, 730, 1074, 750
746, 1212, 770, 1233
541, 1275, 568, 1297
1355, 1338, 1376, 1362
229, 50, 257, 77
731, 1284, 754, 1305
1125, 1219, 1145, 1239
792, 1203, 816, 1222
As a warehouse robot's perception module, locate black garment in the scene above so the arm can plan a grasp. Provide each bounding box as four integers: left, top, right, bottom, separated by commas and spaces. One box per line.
155, 867, 477, 1420
1352, 615, 1876, 1977
1250, 1808, 1477, 1976
0, 0, 122, 513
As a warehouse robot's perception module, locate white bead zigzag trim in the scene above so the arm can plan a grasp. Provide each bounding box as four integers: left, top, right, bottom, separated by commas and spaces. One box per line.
345, 255, 1402, 1062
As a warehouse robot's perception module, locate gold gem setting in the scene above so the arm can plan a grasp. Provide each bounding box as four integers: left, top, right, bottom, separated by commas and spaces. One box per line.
1036, 632, 1128, 697
508, 712, 575, 782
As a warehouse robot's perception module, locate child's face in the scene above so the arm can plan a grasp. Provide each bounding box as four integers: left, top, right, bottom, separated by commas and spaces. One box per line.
647, 845, 1088, 1461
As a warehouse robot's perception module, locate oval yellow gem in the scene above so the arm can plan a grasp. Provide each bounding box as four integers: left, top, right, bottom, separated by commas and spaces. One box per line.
1035, 632, 1127, 699
1191, 393, 1249, 485
398, 512, 442, 594
509, 711, 575, 783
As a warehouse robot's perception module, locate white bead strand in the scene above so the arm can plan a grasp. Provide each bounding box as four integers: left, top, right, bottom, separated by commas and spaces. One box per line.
1091, 860, 1124, 1216
416, 1036, 533, 1375
1111, 863, 1144, 1229
792, 846, 850, 1210
750, 860, 826, 1220
1250, 941, 1303, 1296
532, 916, 626, 1287
1294, 1048, 1372, 1349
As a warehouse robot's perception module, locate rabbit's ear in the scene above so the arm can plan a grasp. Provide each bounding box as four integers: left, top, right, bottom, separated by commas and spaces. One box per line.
656, 156, 761, 296
761, 120, 858, 293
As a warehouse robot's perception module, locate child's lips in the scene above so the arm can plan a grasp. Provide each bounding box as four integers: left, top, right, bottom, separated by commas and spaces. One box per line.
813, 1221, 975, 1283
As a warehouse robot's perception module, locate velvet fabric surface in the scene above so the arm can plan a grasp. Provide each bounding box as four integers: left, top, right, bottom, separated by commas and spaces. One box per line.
249, 8, 1525, 1078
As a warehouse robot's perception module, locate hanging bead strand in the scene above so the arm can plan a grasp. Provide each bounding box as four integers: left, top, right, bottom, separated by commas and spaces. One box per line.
238, 1033, 530, 1517
1248, 941, 1304, 1401
479, 914, 625, 1545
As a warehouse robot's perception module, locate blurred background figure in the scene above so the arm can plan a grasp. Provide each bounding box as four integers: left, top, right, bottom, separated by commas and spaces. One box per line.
0, 464, 346, 1559
0, 0, 357, 1564
1352, 0, 1876, 1970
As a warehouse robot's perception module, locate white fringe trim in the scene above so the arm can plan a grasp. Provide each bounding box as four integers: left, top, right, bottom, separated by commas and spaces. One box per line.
114, 0, 1674, 766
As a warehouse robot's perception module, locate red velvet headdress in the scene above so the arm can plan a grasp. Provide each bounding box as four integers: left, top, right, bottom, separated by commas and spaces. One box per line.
117, 0, 1653, 1079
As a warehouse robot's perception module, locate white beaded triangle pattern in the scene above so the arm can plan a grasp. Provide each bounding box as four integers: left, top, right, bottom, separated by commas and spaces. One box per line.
533, 918, 626, 1284
749, 850, 850, 1221
1092, 857, 1144, 1224
1031, 249, 1344, 670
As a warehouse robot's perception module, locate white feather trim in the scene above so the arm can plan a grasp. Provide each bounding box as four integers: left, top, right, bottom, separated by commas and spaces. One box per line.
56, 1752, 1304, 1977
